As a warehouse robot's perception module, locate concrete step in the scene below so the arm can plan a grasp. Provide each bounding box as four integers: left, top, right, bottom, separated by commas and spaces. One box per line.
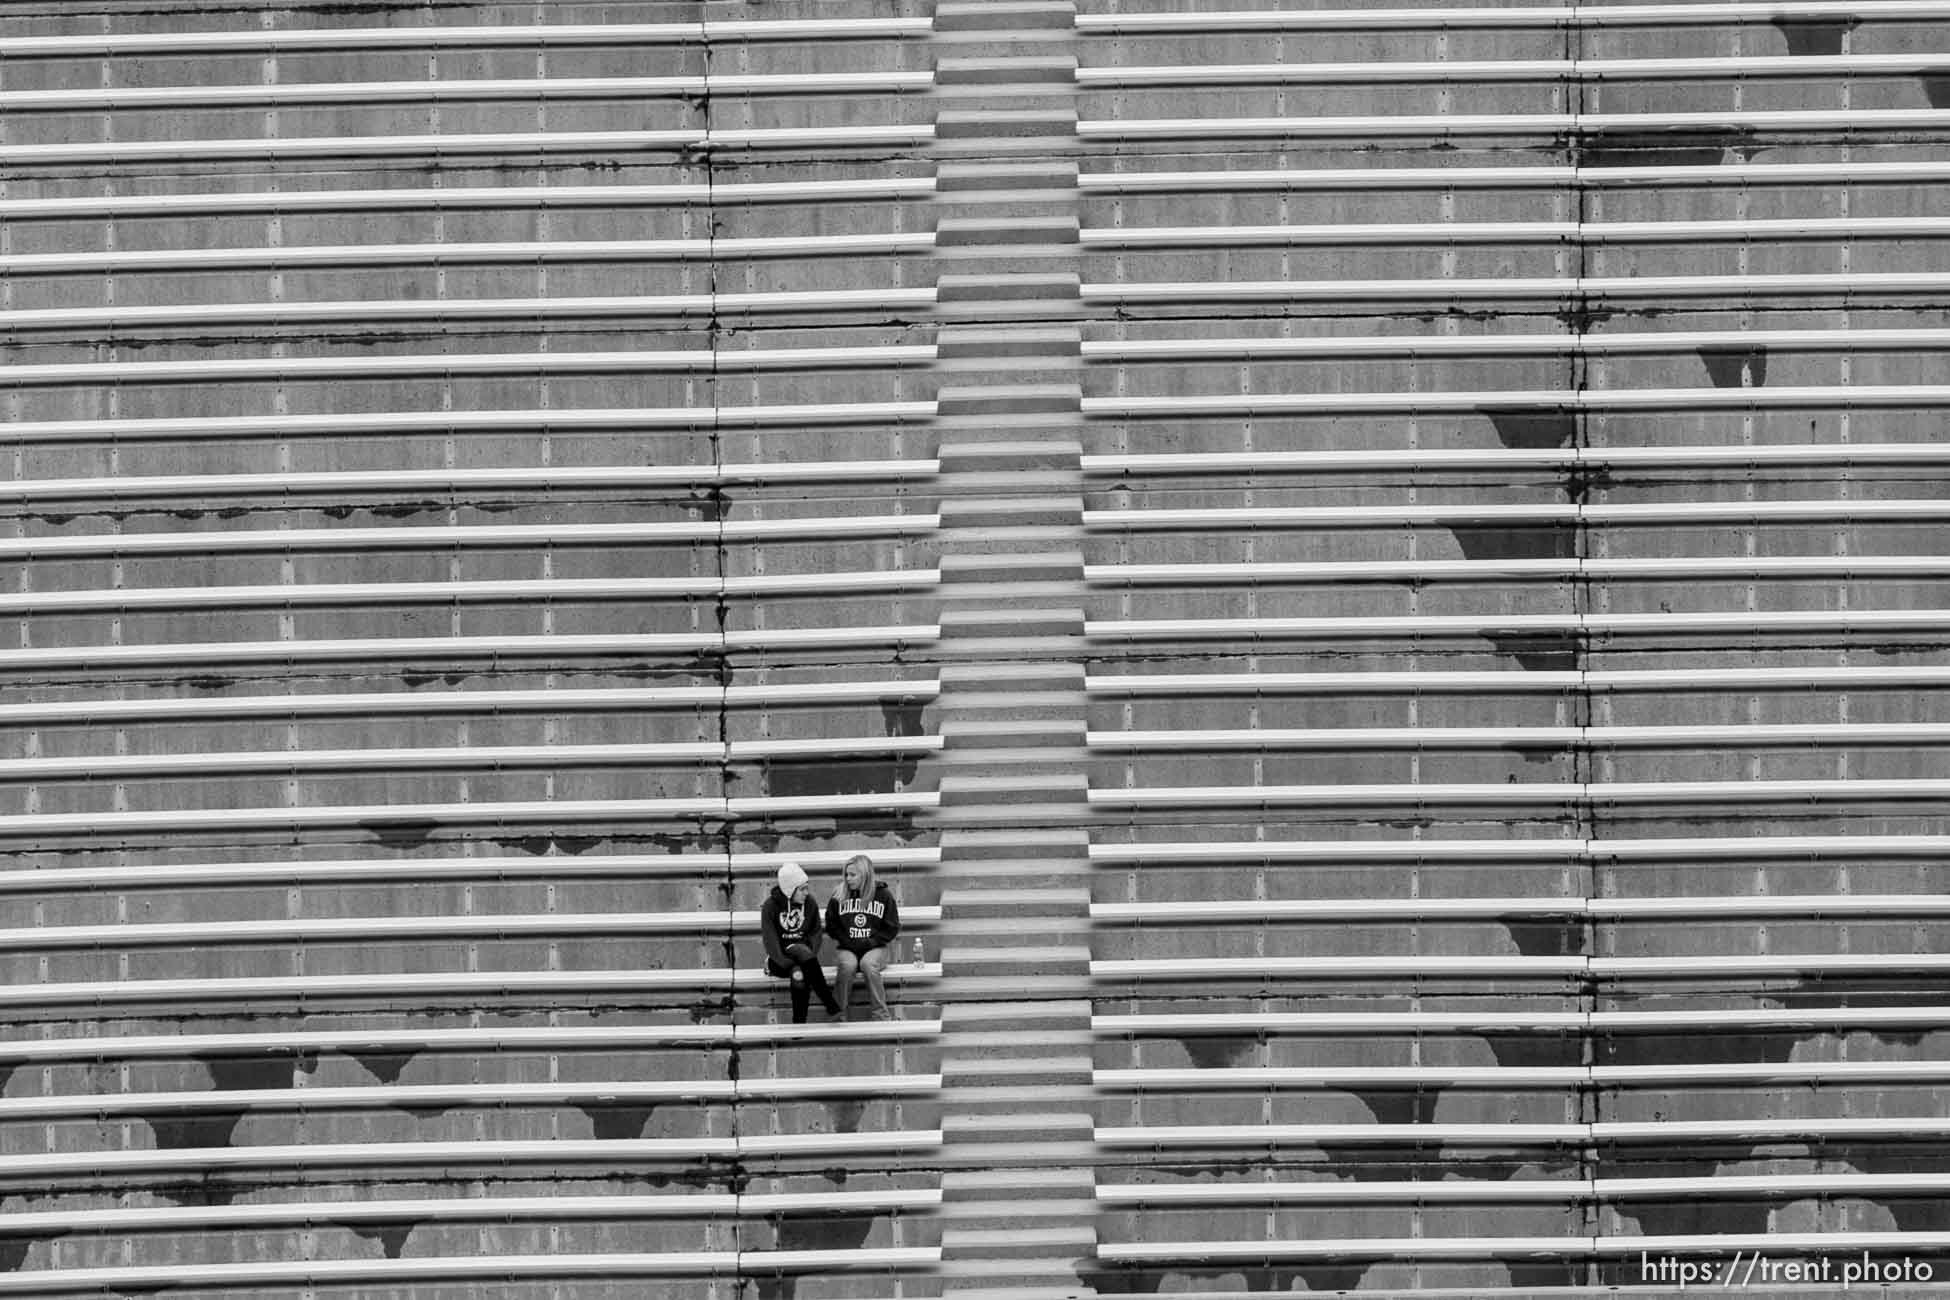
935, 1029, 1096, 1056
939, 927, 1092, 953
940, 496, 1082, 529
937, 611, 1087, 646
934, 525, 1082, 557
923, 637, 1091, 666
940, 550, 1084, 583
935, 862, 1094, 889
930, 972, 1098, 999
940, 773, 1089, 806
939, 886, 1090, 918
937, 328, 1080, 360
937, 1197, 1098, 1227
939, 1085, 1100, 1114
935, 159, 1079, 192
944, 1165, 1097, 1200
935, 1, 1076, 33
934, 250, 1082, 279
940, 1276, 1098, 1300
929, 191, 1080, 223
926, 802, 1095, 828
937, 1265, 1097, 1295
941, 943, 1091, 977
938, 907, 1092, 930
932, 755, 1087, 782
936, 1139, 1098, 1171
942, 1053, 1092, 1086
941, 718, 1087, 750
931, 471, 1087, 500
935, 272, 1081, 305
939, 661, 1084, 691
935, 56, 1078, 87
942, 1224, 1098, 1260
936, 704, 1087, 729
942, 997, 1090, 1027
932, 361, 1083, 390
938, 383, 1080, 418
935, 110, 1078, 142
940, 826, 1090, 857
934, 756, 1088, 781
946, 1109, 1093, 1141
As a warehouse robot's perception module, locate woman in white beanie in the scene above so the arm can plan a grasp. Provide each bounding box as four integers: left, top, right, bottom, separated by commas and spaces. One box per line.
760, 862, 840, 1024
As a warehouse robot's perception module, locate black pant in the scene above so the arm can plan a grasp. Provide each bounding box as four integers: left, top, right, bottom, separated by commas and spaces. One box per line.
767, 955, 839, 1023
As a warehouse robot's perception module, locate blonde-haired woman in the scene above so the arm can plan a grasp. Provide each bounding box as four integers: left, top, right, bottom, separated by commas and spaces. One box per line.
825, 854, 902, 1021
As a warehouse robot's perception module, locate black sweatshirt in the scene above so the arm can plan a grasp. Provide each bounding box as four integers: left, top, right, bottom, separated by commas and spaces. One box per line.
760, 886, 822, 965
825, 882, 901, 955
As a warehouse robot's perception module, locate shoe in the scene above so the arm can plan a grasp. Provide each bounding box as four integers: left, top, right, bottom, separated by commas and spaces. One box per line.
870, 1008, 894, 1022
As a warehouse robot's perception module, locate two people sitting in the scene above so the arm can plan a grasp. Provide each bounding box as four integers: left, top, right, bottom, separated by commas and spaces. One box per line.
760, 854, 903, 1024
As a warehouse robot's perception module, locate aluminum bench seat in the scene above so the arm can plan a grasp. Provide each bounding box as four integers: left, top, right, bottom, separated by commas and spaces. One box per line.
1083, 325, 1950, 362
1086, 443, 1950, 474
1097, 1230, 1950, 1262
0, 847, 942, 893
0, 792, 940, 841
0, 907, 942, 951
1075, 4, 1950, 33
0, 1187, 940, 1235
0, 1132, 944, 1180
0, 18, 933, 56
1091, 834, 1950, 864
2, 346, 934, 387
0, 1075, 942, 1122
1100, 1172, 1950, 1204
0, 401, 937, 445
1088, 609, 1950, 641
1, 461, 940, 502
0, 73, 934, 114
1098, 1060, 1950, 1089
1086, 723, 1950, 751
0, 681, 939, 728
0, 289, 940, 331
1089, 777, 1950, 809
1079, 160, 1950, 192
0, 627, 942, 673
0, 515, 939, 559
1092, 893, 1950, 922
1085, 667, 1950, 696
0, 177, 936, 220
0, 1018, 943, 1068
1096, 1006, 1950, 1034
0, 964, 945, 1009
1082, 109, 1950, 143
0, 737, 943, 782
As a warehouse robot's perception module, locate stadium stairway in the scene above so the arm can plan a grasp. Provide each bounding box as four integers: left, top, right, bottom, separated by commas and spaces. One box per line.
927, 4, 1099, 1295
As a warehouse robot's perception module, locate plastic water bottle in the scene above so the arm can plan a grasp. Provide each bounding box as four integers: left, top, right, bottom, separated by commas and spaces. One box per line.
911, 937, 925, 967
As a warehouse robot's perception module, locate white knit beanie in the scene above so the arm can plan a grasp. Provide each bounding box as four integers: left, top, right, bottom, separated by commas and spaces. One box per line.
778, 862, 809, 893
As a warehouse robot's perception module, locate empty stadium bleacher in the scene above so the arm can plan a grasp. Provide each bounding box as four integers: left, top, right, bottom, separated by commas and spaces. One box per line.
5, 0, 1950, 1293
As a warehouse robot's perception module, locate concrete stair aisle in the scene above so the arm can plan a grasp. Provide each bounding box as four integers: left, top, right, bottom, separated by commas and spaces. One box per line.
925, 4, 1098, 1294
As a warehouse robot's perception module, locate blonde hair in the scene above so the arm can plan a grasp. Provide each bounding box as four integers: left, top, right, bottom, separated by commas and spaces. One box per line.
841, 853, 877, 901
